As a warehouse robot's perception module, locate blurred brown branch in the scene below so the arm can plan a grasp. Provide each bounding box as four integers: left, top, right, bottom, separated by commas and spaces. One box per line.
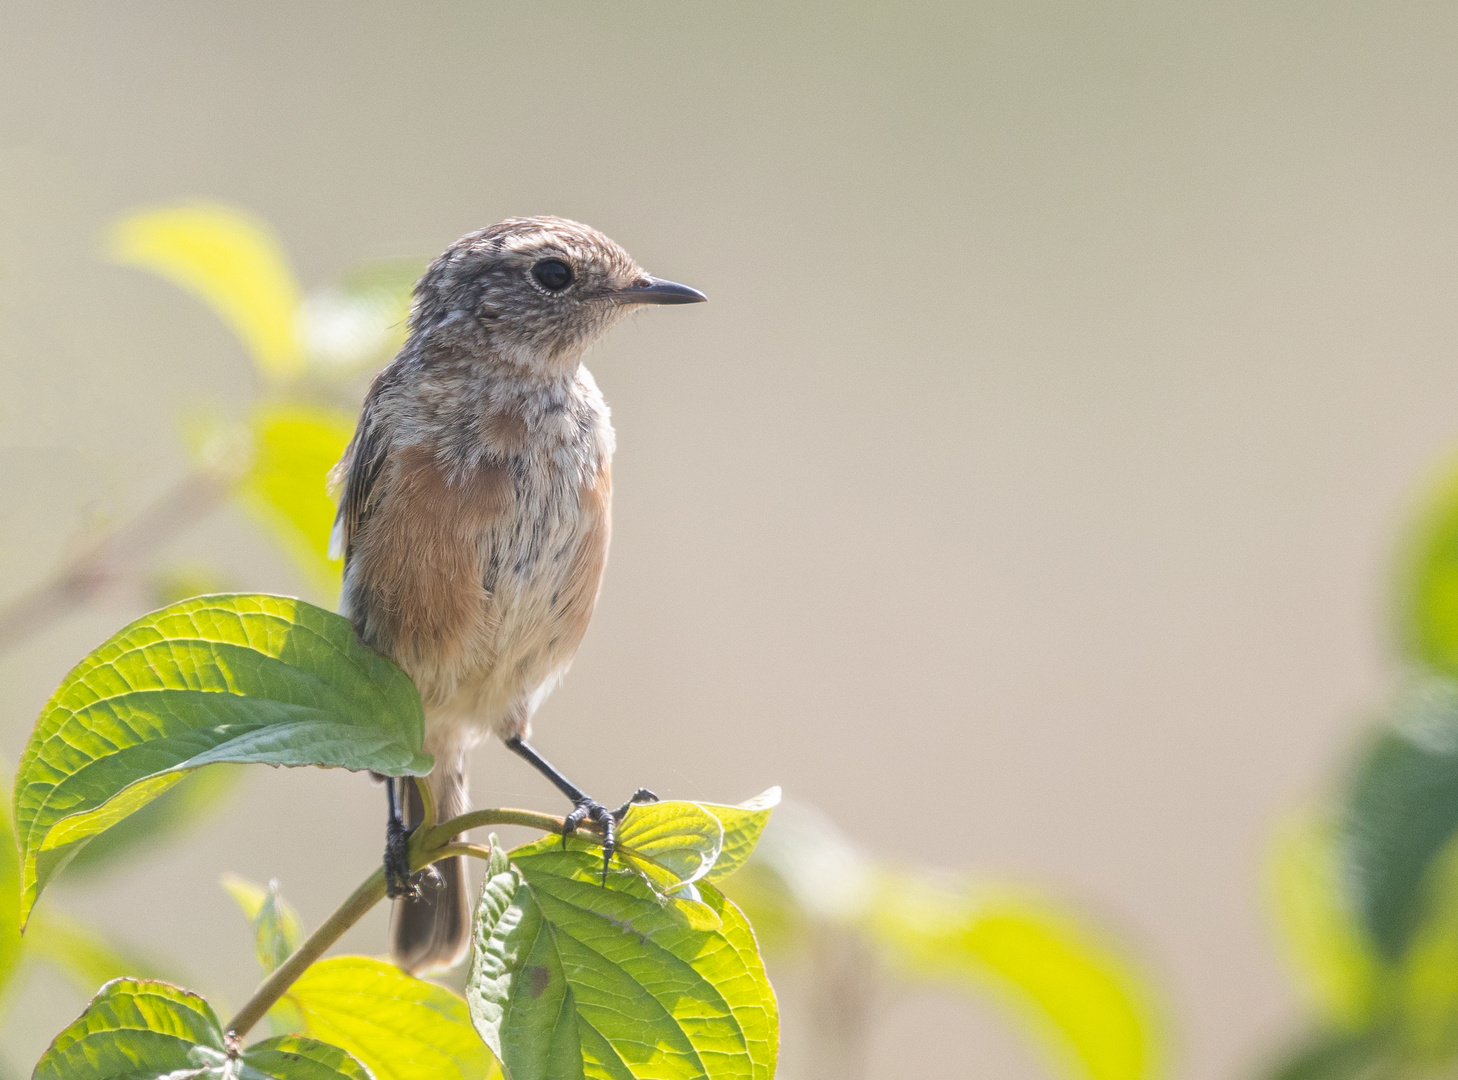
0, 467, 238, 656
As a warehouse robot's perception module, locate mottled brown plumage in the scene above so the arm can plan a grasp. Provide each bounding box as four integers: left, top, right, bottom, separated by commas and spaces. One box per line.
330, 217, 704, 974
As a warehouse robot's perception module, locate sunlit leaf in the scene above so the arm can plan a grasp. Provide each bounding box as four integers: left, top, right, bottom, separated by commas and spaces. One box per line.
32, 978, 371, 1079
286, 955, 495, 1080
697, 787, 780, 884
13, 594, 430, 928
237, 405, 355, 596
868, 874, 1160, 1080
1266, 809, 1384, 1029
467, 838, 778, 1080
615, 799, 724, 890
61, 765, 244, 879
1341, 675, 1458, 960
222, 874, 304, 974
106, 203, 306, 382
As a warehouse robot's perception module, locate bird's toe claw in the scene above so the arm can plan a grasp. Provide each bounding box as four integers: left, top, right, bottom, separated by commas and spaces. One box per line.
612, 788, 658, 821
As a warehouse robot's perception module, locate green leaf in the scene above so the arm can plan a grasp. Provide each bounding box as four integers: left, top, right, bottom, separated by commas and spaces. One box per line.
1258, 1029, 1394, 1080
467, 837, 779, 1080
867, 875, 1161, 1080
236, 1036, 378, 1080
285, 955, 495, 1080
1395, 830, 1458, 1060
1265, 810, 1384, 1029
32, 978, 371, 1079
236, 405, 356, 596
13, 593, 430, 928
1340, 676, 1458, 960
61, 764, 244, 879
696, 788, 779, 885
615, 800, 724, 890
106, 203, 306, 382
222, 874, 304, 975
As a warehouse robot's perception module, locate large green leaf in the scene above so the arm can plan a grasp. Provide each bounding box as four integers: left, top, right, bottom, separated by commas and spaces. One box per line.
13, 594, 430, 927
285, 955, 496, 1080
868, 874, 1160, 1080
32, 978, 370, 1080
1340, 676, 1458, 960
467, 838, 779, 1080
1266, 810, 1384, 1029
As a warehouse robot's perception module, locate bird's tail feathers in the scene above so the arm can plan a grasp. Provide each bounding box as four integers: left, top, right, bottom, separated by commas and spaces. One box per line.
389, 761, 472, 975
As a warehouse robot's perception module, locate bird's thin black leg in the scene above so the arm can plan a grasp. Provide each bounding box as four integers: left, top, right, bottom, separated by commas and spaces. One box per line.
384, 777, 413, 898
503, 735, 659, 883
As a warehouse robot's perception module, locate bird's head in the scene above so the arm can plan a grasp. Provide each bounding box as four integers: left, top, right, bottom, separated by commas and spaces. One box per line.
411, 216, 706, 375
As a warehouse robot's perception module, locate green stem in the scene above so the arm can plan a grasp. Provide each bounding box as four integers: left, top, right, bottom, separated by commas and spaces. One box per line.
225, 806, 576, 1042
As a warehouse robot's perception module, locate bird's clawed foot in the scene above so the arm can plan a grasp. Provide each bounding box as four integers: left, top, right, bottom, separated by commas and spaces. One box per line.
384, 816, 414, 899
562, 788, 659, 883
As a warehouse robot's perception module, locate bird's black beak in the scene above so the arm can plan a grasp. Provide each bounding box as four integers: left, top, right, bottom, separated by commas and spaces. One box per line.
610, 277, 708, 305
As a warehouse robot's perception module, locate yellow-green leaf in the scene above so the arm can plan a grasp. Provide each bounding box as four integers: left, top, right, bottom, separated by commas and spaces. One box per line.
1397, 832, 1458, 1060
1266, 809, 1384, 1030
106, 203, 305, 382
468, 838, 778, 1080
221, 874, 304, 974
869, 875, 1160, 1080
698, 787, 780, 884
33, 978, 372, 1080
237, 405, 355, 597
286, 955, 496, 1080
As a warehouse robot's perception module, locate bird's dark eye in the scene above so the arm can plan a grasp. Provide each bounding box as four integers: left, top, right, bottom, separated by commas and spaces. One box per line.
531, 258, 573, 292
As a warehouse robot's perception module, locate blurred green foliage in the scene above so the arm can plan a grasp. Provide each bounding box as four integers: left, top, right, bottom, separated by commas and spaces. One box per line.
1263, 456, 1458, 1078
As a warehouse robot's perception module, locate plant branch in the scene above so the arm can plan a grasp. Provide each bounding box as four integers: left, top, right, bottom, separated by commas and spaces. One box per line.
226, 866, 389, 1041
0, 466, 239, 656
422, 807, 578, 851
225, 806, 576, 1042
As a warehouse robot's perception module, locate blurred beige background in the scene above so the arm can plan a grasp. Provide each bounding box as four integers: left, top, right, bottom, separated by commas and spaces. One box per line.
4, 2, 1458, 1076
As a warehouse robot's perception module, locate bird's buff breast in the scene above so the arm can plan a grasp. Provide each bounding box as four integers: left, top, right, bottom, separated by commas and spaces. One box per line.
433, 462, 612, 748
341, 432, 611, 752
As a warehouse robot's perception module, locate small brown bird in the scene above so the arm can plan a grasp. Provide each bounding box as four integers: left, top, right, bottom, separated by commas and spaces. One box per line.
329, 217, 706, 974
